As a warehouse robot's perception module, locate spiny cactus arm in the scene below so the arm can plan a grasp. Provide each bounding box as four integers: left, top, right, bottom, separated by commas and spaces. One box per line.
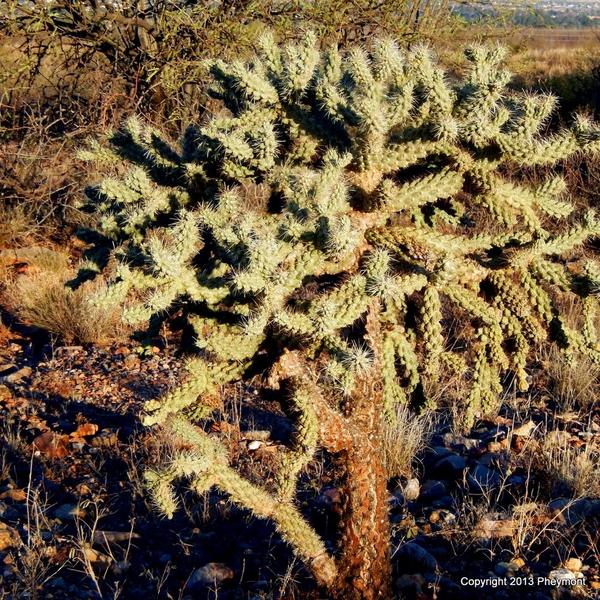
465, 342, 503, 428
376, 168, 463, 214
410, 45, 456, 138
376, 140, 450, 174
310, 275, 370, 334
582, 296, 599, 348
276, 386, 319, 502
77, 137, 122, 165
381, 327, 420, 420
209, 59, 280, 106
534, 176, 573, 218
530, 259, 572, 291
214, 466, 338, 587
519, 268, 554, 324
584, 260, 600, 294
488, 270, 546, 342
556, 316, 600, 364
143, 358, 246, 426
148, 416, 337, 587
269, 351, 353, 454
443, 284, 508, 370
191, 318, 264, 362
420, 286, 445, 377
498, 129, 579, 167
279, 31, 320, 99
381, 330, 409, 422
532, 211, 600, 256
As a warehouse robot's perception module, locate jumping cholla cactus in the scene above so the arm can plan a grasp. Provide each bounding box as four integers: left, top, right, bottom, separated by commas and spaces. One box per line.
79, 34, 600, 598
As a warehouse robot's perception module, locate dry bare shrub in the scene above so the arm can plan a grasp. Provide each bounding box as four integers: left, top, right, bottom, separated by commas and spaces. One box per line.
382, 404, 434, 479
5, 268, 127, 344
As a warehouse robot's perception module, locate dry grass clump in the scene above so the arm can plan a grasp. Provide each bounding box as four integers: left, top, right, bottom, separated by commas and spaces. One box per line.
541, 345, 600, 413
4, 266, 128, 344
0, 205, 40, 248
540, 433, 600, 498
382, 404, 435, 479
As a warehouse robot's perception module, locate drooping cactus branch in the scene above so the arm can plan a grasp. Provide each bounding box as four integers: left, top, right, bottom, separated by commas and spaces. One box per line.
78, 35, 600, 598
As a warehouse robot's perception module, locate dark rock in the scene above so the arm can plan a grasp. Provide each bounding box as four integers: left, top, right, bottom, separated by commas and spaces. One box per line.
420, 480, 447, 502
424, 446, 453, 465
395, 542, 438, 573
506, 474, 526, 488
433, 454, 466, 479
0, 364, 17, 376
396, 573, 425, 597
549, 498, 598, 525
0, 501, 18, 520
467, 464, 501, 493
4, 366, 32, 383
432, 495, 455, 509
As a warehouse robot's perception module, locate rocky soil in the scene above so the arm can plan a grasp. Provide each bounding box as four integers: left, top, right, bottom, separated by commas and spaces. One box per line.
0, 324, 598, 599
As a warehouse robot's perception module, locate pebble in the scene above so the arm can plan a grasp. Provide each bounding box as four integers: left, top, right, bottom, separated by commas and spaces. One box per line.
563, 558, 583, 571
495, 561, 520, 577
53, 504, 85, 520
187, 562, 235, 589
395, 573, 425, 595
548, 568, 581, 583
0, 522, 20, 551
247, 440, 262, 451
4, 366, 32, 383
429, 509, 456, 526
400, 478, 420, 501
0, 363, 17, 376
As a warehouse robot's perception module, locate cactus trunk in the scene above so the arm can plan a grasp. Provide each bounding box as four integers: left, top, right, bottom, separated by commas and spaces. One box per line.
334, 432, 391, 599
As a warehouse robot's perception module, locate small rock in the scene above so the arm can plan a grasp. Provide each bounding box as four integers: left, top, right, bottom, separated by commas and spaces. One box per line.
433, 453, 466, 479
187, 563, 235, 589
247, 440, 262, 451
432, 495, 454, 509
563, 558, 583, 572
0, 502, 19, 520
429, 509, 456, 526
82, 546, 111, 567
442, 433, 481, 450
0, 364, 17, 376
4, 366, 32, 383
548, 568, 581, 584
0, 488, 27, 502
395, 542, 437, 573
474, 514, 515, 539
53, 504, 85, 520
513, 420, 536, 437
0, 523, 20, 551
400, 478, 420, 501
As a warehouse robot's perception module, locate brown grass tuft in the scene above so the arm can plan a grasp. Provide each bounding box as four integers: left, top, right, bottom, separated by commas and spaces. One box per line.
4, 267, 128, 344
